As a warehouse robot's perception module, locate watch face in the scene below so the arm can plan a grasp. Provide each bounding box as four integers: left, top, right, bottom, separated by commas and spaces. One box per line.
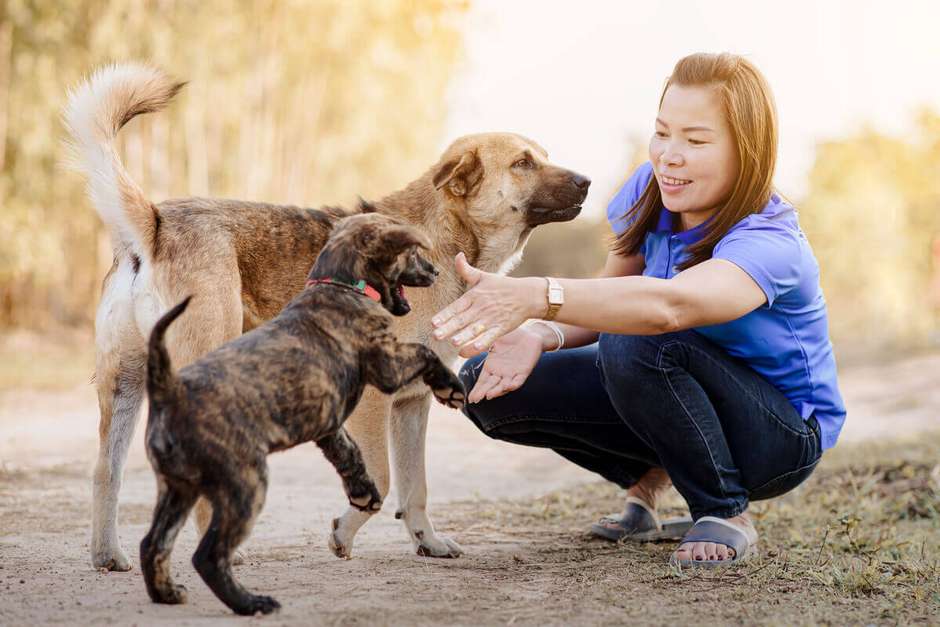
548, 287, 564, 304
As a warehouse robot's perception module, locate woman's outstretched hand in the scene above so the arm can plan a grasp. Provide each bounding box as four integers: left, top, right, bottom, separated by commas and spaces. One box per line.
432, 252, 544, 358
467, 327, 544, 403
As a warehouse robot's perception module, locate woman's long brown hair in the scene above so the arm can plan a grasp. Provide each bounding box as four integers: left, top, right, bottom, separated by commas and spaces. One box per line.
612, 53, 779, 270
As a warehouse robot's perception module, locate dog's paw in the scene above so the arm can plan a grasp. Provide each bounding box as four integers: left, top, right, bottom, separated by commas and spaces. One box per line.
153, 583, 188, 605
415, 532, 463, 558
432, 383, 466, 410
329, 518, 352, 560
92, 546, 132, 572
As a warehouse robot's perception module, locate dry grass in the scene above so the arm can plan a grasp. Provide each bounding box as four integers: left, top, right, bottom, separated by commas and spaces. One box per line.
434, 432, 940, 625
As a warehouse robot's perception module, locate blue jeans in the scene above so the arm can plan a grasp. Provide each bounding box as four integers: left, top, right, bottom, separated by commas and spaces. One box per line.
459, 330, 822, 520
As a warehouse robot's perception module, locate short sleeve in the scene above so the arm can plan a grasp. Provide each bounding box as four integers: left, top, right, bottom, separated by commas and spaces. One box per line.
713, 220, 803, 307
607, 162, 654, 235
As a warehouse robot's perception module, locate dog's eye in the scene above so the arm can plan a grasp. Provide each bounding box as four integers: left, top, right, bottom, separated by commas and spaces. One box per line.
513, 158, 533, 169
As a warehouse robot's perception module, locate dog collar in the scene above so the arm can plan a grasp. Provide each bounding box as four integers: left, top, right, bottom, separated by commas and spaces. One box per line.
305, 278, 382, 303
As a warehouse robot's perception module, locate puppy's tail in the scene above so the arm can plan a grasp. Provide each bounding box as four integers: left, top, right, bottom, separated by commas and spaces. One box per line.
147, 296, 192, 407
63, 63, 185, 260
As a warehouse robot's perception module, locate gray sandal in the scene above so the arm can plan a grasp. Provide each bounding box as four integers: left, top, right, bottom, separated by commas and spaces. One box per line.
669, 516, 759, 568
590, 497, 693, 542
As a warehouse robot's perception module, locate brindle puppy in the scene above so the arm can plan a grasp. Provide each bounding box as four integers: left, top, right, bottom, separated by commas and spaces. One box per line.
140, 213, 466, 616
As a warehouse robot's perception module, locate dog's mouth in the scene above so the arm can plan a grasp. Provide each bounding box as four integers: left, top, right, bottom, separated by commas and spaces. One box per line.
390, 283, 411, 316
525, 204, 583, 226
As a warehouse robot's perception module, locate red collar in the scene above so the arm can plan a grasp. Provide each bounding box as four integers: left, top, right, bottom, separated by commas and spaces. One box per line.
304, 277, 382, 303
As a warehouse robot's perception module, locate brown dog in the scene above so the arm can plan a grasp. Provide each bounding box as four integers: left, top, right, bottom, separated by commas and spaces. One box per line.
65, 63, 590, 570
141, 213, 465, 615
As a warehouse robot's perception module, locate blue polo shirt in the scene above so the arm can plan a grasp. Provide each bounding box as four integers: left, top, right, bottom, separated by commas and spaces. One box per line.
607, 162, 846, 449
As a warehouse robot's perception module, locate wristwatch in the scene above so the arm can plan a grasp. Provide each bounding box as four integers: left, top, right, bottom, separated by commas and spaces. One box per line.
544, 277, 564, 321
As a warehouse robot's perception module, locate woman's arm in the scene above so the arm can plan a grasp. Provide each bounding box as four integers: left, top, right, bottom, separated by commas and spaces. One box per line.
528, 250, 646, 350
433, 254, 766, 358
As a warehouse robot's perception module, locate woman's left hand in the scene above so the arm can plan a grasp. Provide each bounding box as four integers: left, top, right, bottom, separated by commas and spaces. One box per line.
432, 253, 545, 358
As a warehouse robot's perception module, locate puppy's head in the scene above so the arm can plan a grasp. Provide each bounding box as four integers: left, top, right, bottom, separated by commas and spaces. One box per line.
310, 213, 435, 316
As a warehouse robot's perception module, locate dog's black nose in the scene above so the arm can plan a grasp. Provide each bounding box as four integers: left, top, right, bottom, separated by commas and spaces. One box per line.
571, 173, 591, 191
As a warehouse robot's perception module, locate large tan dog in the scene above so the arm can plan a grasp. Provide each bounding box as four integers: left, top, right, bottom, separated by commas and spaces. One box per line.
65, 63, 590, 571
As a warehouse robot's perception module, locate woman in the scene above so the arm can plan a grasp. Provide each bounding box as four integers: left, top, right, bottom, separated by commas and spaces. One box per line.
430, 52, 846, 567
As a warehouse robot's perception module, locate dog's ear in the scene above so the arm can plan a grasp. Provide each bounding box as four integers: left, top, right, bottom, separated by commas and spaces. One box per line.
382, 225, 431, 254
432, 150, 484, 197
358, 197, 378, 213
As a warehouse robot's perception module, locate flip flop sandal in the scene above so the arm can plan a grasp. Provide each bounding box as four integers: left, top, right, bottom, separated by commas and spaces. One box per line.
590, 496, 694, 542
669, 516, 759, 569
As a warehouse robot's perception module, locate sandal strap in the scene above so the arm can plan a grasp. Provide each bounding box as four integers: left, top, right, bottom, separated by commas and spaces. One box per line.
678, 517, 756, 557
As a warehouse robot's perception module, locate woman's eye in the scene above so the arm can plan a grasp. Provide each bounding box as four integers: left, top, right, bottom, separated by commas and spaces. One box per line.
654, 131, 667, 138
689, 139, 706, 146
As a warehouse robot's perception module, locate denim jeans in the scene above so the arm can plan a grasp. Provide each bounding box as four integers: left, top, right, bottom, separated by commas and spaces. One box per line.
459, 330, 822, 519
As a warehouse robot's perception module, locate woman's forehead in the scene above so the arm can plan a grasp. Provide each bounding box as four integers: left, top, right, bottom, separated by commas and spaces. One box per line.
658, 84, 725, 128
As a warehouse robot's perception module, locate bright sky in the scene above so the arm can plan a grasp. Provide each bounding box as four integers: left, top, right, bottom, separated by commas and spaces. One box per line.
445, 0, 940, 220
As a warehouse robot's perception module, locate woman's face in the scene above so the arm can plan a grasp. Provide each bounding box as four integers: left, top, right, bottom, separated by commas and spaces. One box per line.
649, 83, 739, 229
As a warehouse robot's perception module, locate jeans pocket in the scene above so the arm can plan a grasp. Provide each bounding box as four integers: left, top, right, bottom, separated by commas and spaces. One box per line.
749, 457, 821, 501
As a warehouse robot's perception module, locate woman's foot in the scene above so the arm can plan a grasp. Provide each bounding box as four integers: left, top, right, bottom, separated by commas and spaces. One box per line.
672, 512, 757, 563
593, 467, 690, 540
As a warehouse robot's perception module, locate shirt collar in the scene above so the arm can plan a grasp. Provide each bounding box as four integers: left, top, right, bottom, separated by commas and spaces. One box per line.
654, 207, 711, 245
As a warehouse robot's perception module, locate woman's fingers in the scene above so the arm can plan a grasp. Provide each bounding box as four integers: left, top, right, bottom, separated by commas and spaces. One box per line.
468, 370, 501, 404
431, 295, 473, 338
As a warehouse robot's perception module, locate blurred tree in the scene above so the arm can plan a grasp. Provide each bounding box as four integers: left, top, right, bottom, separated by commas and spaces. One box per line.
0, 0, 467, 328
800, 110, 940, 359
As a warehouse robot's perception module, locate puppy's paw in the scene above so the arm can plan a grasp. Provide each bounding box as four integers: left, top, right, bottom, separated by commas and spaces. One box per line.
348, 481, 383, 513
153, 583, 188, 605
432, 383, 466, 409
92, 546, 132, 572
329, 518, 352, 560
414, 531, 463, 558
248, 595, 281, 616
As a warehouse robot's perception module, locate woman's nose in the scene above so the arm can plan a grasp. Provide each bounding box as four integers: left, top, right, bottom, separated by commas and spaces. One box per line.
659, 147, 684, 167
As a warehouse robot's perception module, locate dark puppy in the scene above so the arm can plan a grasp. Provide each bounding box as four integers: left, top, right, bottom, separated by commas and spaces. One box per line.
139, 213, 466, 616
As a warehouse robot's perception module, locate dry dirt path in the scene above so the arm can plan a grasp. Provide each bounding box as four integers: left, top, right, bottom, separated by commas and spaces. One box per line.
1, 352, 938, 625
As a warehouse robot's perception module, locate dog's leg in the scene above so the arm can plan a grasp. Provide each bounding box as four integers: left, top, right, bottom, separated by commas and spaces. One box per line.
317, 427, 383, 513
192, 468, 278, 616
328, 391, 392, 559
390, 393, 463, 558
140, 479, 198, 604
91, 339, 146, 572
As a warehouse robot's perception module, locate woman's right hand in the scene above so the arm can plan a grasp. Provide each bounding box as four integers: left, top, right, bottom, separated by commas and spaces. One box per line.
467, 326, 547, 403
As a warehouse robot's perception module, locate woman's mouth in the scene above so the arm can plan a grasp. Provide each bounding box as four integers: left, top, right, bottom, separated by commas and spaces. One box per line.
659, 174, 692, 192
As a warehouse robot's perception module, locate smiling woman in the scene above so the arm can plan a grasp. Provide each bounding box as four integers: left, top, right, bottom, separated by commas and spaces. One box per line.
432, 52, 846, 570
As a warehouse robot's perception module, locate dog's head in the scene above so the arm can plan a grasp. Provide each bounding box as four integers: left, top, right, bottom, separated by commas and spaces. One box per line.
309, 213, 435, 316
431, 133, 591, 232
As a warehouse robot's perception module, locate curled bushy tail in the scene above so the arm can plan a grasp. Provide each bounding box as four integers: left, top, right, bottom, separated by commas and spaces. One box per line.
63, 63, 185, 258
146, 296, 192, 406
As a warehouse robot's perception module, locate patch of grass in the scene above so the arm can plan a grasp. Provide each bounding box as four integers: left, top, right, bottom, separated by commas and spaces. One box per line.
438, 431, 940, 624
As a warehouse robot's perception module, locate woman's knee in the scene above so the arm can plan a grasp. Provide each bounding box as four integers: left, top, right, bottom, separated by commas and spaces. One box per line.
457, 354, 504, 438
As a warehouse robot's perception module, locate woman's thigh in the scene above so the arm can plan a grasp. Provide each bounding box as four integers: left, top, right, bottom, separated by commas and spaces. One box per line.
598, 330, 822, 501
459, 344, 659, 465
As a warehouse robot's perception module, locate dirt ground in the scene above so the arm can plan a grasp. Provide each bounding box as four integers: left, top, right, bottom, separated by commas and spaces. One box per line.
0, 340, 938, 625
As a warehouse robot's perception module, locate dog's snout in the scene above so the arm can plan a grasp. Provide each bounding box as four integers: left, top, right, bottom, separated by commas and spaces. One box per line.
571, 173, 591, 192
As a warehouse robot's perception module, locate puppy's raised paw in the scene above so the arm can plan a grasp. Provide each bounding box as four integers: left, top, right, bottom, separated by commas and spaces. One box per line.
433, 384, 466, 409
348, 483, 383, 513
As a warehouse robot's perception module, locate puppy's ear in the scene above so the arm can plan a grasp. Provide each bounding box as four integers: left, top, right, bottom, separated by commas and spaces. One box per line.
383, 225, 431, 253
432, 150, 484, 197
